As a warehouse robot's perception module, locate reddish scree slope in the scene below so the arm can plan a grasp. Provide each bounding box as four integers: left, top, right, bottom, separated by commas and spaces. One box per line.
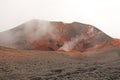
89, 39, 120, 49
0, 19, 113, 52
83, 38, 120, 54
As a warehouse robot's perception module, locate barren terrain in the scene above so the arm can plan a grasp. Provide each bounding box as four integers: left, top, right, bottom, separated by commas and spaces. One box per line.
0, 20, 120, 80
0, 46, 120, 80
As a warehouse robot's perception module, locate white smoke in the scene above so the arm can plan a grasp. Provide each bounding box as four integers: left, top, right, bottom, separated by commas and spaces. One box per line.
0, 31, 20, 48
87, 26, 94, 34
0, 19, 55, 48
59, 26, 98, 52
59, 34, 84, 51
24, 20, 55, 42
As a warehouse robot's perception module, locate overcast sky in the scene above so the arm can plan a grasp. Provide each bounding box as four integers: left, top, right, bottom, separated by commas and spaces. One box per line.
0, 0, 120, 38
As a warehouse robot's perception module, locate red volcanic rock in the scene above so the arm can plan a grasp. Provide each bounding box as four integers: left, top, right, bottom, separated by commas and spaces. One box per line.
110, 39, 120, 47
85, 38, 120, 52
0, 19, 112, 51
95, 38, 120, 48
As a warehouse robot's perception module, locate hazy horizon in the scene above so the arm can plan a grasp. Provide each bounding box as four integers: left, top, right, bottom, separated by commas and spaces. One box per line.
0, 0, 120, 38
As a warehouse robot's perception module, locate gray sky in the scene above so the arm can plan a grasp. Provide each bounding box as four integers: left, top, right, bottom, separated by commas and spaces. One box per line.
0, 0, 120, 38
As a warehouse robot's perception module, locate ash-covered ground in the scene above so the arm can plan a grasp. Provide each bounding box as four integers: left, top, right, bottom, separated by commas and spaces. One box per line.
0, 48, 120, 80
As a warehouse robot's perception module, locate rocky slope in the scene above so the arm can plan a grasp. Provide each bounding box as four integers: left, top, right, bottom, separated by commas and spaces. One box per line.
0, 19, 112, 51
0, 45, 120, 80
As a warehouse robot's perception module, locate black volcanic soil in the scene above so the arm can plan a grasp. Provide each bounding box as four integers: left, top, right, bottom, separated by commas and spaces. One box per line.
0, 47, 120, 80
